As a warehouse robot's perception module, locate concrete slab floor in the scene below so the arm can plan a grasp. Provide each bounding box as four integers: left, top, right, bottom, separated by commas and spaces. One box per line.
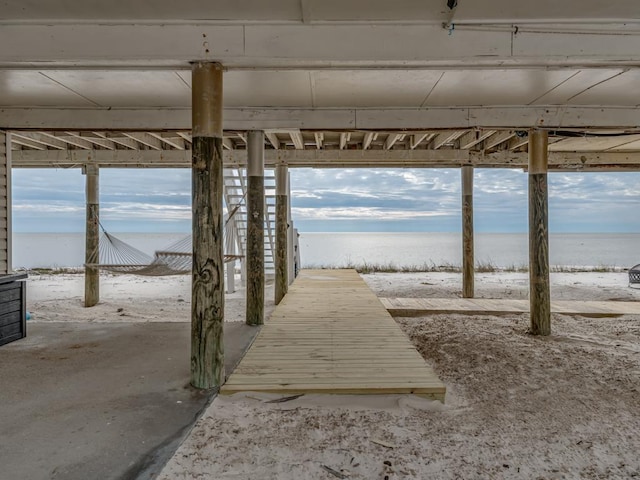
0, 321, 259, 480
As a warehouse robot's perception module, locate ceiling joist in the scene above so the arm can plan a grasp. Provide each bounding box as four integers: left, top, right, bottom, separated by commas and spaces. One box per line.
7, 128, 640, 171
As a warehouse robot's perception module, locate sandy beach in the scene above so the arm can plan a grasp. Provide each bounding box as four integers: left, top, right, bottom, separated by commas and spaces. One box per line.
24, 271, 640, 479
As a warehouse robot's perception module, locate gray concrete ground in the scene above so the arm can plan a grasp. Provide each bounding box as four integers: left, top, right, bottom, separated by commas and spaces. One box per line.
0, 321, 258, 480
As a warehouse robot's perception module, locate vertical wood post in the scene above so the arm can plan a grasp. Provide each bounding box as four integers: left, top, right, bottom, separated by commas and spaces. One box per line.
275, 164, 289, 304
84, 164, 99, 307
191, 62, 225, 389
1, 132, 11, 274
461, 166, 474, 298
287, 172, 296, 284
226, 259, 235, 293
528, 129, 551, 336
246, 131, 264, 325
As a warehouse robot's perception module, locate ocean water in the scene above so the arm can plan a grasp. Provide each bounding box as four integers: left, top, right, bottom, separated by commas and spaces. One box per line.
300, 232, 639, 269
12, 232, 640, 270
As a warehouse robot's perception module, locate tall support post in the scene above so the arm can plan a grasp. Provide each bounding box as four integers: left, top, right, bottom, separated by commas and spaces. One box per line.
287, 172, 295, 284
246, 131, 264, 326
84, 164, 100, 307
528, 130, 551, 336
0, 132, 11, 274
461, 166, 474, 298
191, 62, 225, 389
226, 259, 235, 293
275, 164, 289, 304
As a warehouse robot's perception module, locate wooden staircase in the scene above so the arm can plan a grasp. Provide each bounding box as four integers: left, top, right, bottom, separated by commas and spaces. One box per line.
223, 168, 277, 276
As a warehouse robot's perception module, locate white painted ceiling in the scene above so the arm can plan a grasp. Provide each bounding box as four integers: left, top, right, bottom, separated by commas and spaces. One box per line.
1, 68, 638, 109
2, 1, 640, 129
1, 0, 638, 22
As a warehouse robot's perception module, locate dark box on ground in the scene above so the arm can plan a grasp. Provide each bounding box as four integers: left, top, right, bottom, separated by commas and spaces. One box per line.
0, 273, 27, 347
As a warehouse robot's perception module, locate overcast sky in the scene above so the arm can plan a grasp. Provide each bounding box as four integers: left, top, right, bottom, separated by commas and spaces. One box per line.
11, 168, 640, 233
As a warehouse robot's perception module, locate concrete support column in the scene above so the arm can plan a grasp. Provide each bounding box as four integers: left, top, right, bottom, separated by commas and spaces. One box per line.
274, 164, 289, 304
246, 131, 264, 326
84, 164, 99, 307
191, 62, 225, 389
528, 130, 551, 336
461, 166, 474, 298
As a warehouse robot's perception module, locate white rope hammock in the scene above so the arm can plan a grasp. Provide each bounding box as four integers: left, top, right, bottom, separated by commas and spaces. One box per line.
88, 199, 244, 276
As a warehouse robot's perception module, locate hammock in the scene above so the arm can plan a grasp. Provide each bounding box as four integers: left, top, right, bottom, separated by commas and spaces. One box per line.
88, 199, 245, 276
630, 264, 640, 287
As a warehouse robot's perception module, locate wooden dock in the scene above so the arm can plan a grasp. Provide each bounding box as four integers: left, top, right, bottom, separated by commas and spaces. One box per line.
381, 297, 640, 317
221, 269, 446, 401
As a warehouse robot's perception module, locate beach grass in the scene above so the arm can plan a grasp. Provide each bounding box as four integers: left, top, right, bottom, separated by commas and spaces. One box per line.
18, 267, 84, 275
304, 261, 627, 274
17, 263, 627, 276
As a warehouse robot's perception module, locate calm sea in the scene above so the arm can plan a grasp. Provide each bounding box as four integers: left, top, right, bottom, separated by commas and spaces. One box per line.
12, 232, 640, 270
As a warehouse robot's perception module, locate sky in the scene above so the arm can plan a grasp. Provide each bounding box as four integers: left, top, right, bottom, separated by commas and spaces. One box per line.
11, 167, 640, 233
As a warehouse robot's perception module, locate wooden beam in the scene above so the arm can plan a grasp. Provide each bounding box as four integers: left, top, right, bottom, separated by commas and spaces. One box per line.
431, 130, 463, 150
10, 148, 640, 170
246, 130, 265, 326
275, 165, 288, 305
177, 131, 193, 144
508, 134, 530, 151
458, 129, 495, 149
147, 132, 185, 150
265, 131, 281, 149
5, 23, 640, 70
94, 132, 139, 150
384, 133, 404, 150
13, 132, 67, 150
410, 133, 429, 150
10, 134, 47, 151
85, 132, 117, 150
362, 132, 375, 150
236, 132, 247, 145
528, 130, 551, 336
84, 165, 99, 308
58, 132, 96, 150
122, 132, 163, 150
222, 137, 235, 150
289, 131, 305, 150
9, 106, 640, 131
484, 130, 516, 150
461, 166, 474, 299
339, 132, 350, 150
314, 132, 324, 149
191, 61, 225, 389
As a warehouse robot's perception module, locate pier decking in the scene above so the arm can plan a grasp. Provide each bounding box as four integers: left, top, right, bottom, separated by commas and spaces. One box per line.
221, 269, 446, 401
381, 298, 640, 317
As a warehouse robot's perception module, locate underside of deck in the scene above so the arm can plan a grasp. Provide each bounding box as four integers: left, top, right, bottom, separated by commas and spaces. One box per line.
220, 269, 446, 401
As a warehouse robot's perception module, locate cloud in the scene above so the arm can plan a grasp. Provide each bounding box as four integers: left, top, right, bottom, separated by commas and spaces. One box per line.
10, 167, 640, 233
292, 206, 453, 221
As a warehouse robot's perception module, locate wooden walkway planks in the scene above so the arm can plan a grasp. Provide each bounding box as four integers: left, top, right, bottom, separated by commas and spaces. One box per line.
381, 297, 640, 317
220, 269, 446, 401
